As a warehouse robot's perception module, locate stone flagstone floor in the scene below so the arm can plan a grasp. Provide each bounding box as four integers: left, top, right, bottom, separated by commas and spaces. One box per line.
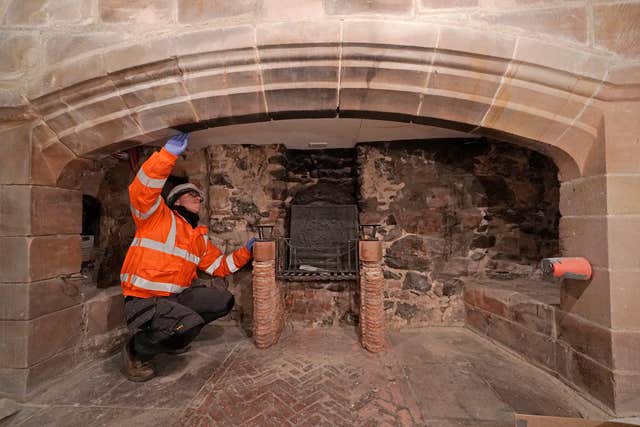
1, 326, 612, 427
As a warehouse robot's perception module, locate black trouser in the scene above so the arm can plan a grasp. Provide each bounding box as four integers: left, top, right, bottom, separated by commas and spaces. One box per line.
123, 285, 235, 361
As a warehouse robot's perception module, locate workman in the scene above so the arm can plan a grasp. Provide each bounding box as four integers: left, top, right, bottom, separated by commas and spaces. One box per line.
119, 132, 255, 382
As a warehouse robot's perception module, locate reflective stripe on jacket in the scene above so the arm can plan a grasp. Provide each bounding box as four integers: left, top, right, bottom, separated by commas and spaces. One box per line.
120, 147, 252, 298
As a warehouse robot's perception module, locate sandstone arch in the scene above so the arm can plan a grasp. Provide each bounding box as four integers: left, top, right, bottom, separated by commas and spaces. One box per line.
21, 22, 628, 183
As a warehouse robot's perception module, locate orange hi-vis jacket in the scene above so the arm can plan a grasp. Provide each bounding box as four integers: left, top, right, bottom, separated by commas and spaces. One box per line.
120, 147, 252, 298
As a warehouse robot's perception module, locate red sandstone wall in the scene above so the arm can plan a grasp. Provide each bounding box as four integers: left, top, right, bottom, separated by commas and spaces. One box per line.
358, 139, 559, 328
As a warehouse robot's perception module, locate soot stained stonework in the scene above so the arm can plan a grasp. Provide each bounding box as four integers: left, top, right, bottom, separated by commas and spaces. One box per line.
130, 139, 559, 330
357, 139, 559, 327
204, 145, 359, 326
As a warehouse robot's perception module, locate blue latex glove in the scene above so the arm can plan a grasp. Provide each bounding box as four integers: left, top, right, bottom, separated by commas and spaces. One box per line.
164, 133, 189, 156
245, 237, 256, 252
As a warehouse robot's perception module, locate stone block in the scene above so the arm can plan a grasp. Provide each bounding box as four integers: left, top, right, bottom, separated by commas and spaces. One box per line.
0, 305, 81, 368
428, 68, 501, 100
45, 33, 124, 66
178, 0, 258, 22
257, 21, 340, 46
119, 79, 189, 110
559, 216, 608, 269
324, 0, 413, 15
465, 286, 511, 318
49, 94, 129, 136
343, 19, 438, 48
0, 123, 32, 185
190, 92, 267, 124
0, 33, 40, 78
609, 269, 640, 330
608, 216, 640, 270
0, 346, 77, 401
492, 77, 582, 121
552, 124, 600, 179
476, 7, 587, 44
505, 293, 555, 336
555, 341, 615, 411
30, 123, 77, 186
603, 101, 640, 174
0, 278, 83, 321
2, 0, 92, 25
438, 26, 515, 60
259, 0, 324, 19
594, 3, 640, 58
133, 101, 199, 135
561, 267, 611, 328
59, 114, 143, 157
513, 38, 608, 82
434, 49, 509, 78
614, 371, 640, 417
31, 187, 81, 235
263, 65, 339, 88
104, 38, 176, 73
420, 93, 491, 128
39, 54, 108, 97
559, 176, 606, 217
340, 88, 420, 116
465, 304, 555, 370
85, 290, 125, 337
420, 0, 477, 9
481, 104, 567, 150
607, 62, 640, 86
612, 330, 640, 372
182, 62, 260, 95
176, 26, 255, 57
100, 0, 173, 23
556, 311, 612, 369
0, 186, 30, 236
402, 271, 431, 293
265, 88, 338, 116
0, 367, 28, 401
0, 235, 81, 283
341, 66, 428, 94
0, 320, 29, 368
0, 185, 81, 236
0, 83, 27, 108
606, 174, 640, 215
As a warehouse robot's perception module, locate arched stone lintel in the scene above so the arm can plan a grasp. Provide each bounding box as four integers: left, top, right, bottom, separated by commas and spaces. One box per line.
20, 32, 620, 184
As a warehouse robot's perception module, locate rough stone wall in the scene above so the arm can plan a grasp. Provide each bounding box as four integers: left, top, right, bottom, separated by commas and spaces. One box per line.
358, 139, 559, 327
204, 144, 284, 329
204, 144, 359, 327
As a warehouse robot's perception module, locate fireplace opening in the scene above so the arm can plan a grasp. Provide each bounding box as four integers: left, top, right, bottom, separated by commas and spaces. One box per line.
275, 149, 360, 281
277, 204, 359, 280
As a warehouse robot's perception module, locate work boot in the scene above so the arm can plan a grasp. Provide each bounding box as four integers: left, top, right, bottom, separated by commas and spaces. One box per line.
121, 338, 155, 382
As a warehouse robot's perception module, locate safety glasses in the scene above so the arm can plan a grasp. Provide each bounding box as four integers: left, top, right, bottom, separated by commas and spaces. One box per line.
186, 190, 203, 201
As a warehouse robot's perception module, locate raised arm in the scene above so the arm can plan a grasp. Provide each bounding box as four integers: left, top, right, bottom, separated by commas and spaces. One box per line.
128, 134, 188, 227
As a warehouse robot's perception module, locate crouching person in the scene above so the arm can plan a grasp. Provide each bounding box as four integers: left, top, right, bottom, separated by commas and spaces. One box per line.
119, 133, 255, 381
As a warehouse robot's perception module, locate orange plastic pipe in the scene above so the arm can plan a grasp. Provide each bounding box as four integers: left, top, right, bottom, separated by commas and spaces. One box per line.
541, 257, 592, 281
